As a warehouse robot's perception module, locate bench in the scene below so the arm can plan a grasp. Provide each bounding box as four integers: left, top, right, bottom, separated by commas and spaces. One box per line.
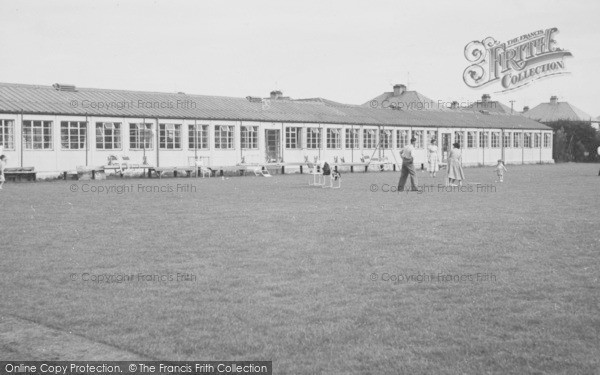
149, 166, 201, 178
4, 167, 37, 182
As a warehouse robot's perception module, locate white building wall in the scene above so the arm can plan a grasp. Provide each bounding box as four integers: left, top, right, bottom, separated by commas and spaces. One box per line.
0, 113, 555, 174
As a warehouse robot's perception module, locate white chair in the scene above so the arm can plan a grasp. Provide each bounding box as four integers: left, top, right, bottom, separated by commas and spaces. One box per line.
307, 162, 324, 186
191, 158, 213, 178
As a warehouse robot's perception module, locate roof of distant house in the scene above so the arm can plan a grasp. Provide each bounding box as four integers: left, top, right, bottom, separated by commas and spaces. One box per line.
466, 94, 514, 115
522, 96, 594, 122
363, 84, 445, 111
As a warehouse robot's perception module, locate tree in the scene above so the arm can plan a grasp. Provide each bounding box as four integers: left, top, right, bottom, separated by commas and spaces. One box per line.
544, 120, 600, 162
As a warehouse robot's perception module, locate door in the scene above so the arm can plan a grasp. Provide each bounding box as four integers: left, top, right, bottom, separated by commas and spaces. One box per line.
441, 133, 451, 161
265, 129, 281, 162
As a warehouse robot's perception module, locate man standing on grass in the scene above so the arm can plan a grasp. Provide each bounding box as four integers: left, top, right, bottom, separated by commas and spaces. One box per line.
0, 155, 6, 190
398, 137, 419, 192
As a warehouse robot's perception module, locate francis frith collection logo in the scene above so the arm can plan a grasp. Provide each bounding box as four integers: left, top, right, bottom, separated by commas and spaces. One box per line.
463, 27, 572, 92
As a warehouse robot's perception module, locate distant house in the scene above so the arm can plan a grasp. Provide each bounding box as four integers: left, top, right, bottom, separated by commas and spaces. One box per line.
522, 96, 594, 122
466, 94, 514, 115
363, 84, 445, 111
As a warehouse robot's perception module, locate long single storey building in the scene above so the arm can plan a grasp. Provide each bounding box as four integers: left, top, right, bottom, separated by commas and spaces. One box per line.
0, 82, 553, 176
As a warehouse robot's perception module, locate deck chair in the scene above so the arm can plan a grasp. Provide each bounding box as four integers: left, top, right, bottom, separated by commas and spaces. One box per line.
107, 154, 130, 175
254, 166, 272, 177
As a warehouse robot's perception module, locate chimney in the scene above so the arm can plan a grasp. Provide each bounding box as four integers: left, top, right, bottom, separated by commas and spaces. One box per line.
270, 90, 283, 100
393, 84, 406, 96
523, 106, 529, 113
482, 94, 491, 103
550, 96, 558, 105
450, 101, 459, 109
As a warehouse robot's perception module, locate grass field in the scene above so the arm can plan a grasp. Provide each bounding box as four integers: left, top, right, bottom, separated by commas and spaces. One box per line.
1, 163, 599, 374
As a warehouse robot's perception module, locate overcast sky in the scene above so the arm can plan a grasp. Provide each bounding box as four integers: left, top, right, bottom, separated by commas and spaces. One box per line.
0, 0, 598, 117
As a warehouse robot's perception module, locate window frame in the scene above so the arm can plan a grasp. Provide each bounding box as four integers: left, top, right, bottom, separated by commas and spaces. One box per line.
326, 128, 341, 149
159, 123, 182, 150
397, 130, 409, 148
240, 125, 258, 150
188, 124, 209, 150
285, 127, 302, 149
129, 123, 154, 150
95, 122, 122, 150
306, 127, 322, 149
503, 132, 511, 148
214, 125, 234, 149
345, 128, 359, 149
60, 121, 87, 150
363, 128, 377, 149
23, 120, 53, 150
467, 131, 476, 148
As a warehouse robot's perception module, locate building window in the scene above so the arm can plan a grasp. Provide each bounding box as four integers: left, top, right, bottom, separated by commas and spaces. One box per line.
412, 130, 424, 148
503, 132, 511, 148
426, 130, 437, 146
23, 120, 52, 150
96, 122, 121, 150
397, 130, 409, 148
513, 132, 521, 148
534, 133, 541, 148
380, 130, 392, 149
454, 131, 464, 148
544, 133, 551, 148
241, 126, 258, 149
467, 131, 476, 148
61, 121, 87, 150
326, 128, 341, 149
491, 132, 500, 148
215, 125, 234, 149
286, 127, 302, 149
159, 123, 182, 149
363, 129, 377, 148
0, 120, 14, 150
130, 123, 153, 150
306, 127, 321, 149
524, 133, 532, 148
345, 128, 359, 149
479, 132, 489, 148
189, 124, 209, 150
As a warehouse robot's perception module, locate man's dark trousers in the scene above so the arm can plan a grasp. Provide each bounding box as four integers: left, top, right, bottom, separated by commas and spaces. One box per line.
398, 159, 419, 191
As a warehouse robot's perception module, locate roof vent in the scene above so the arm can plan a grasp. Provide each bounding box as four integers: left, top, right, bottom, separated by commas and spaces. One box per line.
246, 96, 263, 103
52, 83, 77, 92
479, 109, 490, 115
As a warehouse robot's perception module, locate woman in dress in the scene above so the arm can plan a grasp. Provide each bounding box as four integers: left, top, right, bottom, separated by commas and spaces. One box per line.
447, 142, 465, 186
427, 139, 439, 177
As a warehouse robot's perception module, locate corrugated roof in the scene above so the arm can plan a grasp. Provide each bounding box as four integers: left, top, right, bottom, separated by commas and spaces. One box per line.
523, 100, 594, 122
0, 82, 549, 130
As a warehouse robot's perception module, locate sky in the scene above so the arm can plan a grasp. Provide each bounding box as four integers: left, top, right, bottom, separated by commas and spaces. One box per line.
0, 0, 598, 117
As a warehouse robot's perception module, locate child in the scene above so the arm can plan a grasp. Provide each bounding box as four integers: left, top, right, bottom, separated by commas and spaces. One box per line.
495, 159, 507, 182
0, 155, 6, 190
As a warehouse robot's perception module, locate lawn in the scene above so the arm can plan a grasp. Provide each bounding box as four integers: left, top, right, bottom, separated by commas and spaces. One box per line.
0, 163, 599, 374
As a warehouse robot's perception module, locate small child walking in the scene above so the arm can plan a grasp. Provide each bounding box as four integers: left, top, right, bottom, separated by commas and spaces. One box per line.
495, 159, 507, 182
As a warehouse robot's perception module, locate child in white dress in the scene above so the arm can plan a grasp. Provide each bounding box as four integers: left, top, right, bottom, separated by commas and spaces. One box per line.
495, 159, 507, 182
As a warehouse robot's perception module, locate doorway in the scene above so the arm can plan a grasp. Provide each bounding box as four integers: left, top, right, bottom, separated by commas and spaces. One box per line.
265, 129, 281, 162
441, 133, 451, 161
